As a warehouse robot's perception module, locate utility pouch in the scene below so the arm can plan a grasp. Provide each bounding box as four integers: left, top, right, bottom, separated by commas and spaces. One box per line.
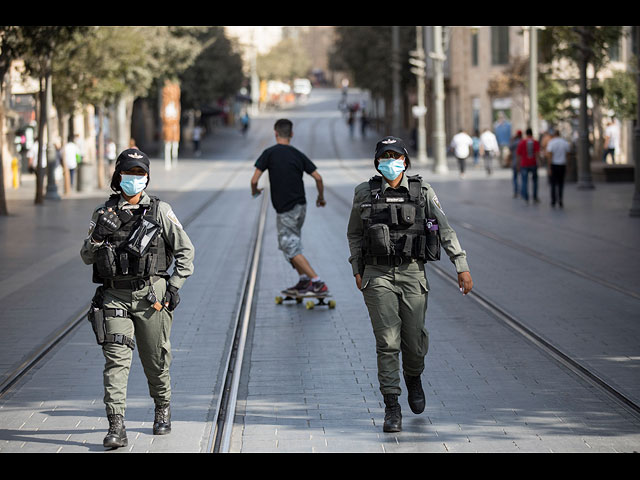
125, 216, 161, 257
367, 223, 392, 256
425, 219, 441, 261
400, 204, 416, 225
95, 244, 117, 278
88, 286, 106, 345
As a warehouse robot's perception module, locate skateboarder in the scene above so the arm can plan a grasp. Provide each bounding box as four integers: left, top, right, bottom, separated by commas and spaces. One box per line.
346, 136, 473, 432
250, 118, 329, 296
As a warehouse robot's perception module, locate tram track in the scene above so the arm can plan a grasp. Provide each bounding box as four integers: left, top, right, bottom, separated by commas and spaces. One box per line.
326, 116, 640, 421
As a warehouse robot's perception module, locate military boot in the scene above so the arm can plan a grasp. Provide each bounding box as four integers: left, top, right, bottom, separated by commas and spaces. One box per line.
404, 373, 426, 414
103, 414, 128, 449
153, 403, 171, 435
382, 394, 402, 433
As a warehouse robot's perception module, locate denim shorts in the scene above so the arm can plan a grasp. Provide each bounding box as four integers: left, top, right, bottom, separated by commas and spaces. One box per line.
276, 203, 306, 260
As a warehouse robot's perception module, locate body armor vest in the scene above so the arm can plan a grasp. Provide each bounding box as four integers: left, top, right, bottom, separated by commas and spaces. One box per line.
92, 195, 172, 283
361, 175, 440, 263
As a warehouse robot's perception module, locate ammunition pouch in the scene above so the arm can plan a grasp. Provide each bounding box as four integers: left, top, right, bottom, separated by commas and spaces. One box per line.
87, 287, 136, 350
366, 223, 392, 256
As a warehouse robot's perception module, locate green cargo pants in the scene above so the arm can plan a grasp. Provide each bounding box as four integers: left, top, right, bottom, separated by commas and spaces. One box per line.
101, 277, 173, 416
361, 260, 429, 396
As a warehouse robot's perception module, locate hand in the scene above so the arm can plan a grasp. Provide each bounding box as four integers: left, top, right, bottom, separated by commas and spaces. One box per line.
164, 284, 180, 311
355, 273, 362, 290
92, 208, 121, 242
316, 196, 326, 207
458, 271, 473, 295
251, 188, 263, 198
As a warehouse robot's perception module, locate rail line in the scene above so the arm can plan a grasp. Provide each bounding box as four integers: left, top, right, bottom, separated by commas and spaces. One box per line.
326, 116, 640, 421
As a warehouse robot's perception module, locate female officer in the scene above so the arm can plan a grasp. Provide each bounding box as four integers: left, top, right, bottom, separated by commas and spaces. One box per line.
81, 148, 195, 448
346, 136, 473, 433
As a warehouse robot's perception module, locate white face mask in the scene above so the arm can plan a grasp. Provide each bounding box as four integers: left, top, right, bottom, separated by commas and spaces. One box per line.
120, 174, 148, 195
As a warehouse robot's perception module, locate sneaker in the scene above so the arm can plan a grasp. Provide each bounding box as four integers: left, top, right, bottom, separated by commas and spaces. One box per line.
284, 279, 311, 295
300, 280, 329, 296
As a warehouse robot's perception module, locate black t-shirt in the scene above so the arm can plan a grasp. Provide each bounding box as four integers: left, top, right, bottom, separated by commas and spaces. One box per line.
255, 144, 317, 214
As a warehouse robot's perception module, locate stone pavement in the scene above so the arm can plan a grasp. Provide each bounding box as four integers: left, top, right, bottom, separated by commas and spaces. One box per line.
1, 88, 639, 453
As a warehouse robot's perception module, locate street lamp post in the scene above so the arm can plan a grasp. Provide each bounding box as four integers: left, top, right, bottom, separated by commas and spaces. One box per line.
410, 26, 428, 165
430, 26, 448, 174
630, 26, 640, 216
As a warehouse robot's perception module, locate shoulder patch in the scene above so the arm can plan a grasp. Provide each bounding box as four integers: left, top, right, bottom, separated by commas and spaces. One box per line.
432, 194, 444, 212
166, 209, 183, 229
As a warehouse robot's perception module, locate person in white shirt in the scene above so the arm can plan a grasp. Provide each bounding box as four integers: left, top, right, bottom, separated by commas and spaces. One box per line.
449, 129, 474, 177
479, 127, 499, 175
602, 119, 620, 164
64, 137, 79, 187
545, 128, 571, 208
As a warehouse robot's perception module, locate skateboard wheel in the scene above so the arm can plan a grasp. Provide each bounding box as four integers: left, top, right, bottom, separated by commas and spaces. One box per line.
305, 300, 315, 310
275, 296, 283, 304
328, 300, 336, 309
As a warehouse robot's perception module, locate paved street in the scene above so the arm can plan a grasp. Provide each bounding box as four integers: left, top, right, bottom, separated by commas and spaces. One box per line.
1, 88, 640, 453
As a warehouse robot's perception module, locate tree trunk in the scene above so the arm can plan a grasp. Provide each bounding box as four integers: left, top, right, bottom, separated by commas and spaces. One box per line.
97, 105, 105, 189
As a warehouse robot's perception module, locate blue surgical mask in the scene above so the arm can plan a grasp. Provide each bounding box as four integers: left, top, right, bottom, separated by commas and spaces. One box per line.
377, 158, 405, 180
120, 174, 148, 196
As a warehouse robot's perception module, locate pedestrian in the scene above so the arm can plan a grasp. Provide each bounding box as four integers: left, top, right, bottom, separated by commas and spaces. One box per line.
250, 119, 329, 296
509, 130, 523, 198
360, 109, 368, 139
64, 136, 79, 188
193, 124, 202, 156
602, 119, 620, 164
106, 138, 117, 166
240, 112, 250, 136
479, 127, 499, 175
516, 128, 540, 204
347, 136, 473, 433
348, 107, 356, 138
471, 130, 481, 166
545, 128, 571, 208
80, 148, 195, 449
449, 129, 473, 178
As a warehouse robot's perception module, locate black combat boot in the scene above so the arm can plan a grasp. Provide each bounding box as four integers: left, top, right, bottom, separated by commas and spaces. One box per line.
382, 394, 402, 433
103, 414, 128, 449
153, 403, 171, 435
404, 373, 426, 414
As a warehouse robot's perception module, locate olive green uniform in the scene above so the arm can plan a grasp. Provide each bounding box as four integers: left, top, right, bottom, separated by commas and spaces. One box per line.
81, 192, 195, 416
347, 173, 469, 396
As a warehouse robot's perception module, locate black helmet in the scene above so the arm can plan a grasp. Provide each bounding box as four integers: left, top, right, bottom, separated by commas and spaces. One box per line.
110, 148, 150, 193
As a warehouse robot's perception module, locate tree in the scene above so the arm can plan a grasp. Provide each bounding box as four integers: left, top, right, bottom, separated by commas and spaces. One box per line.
257, 37, 311, 82
179, 27, 244, 111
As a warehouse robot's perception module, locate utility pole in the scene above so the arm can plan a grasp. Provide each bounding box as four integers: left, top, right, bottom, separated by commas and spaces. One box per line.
44, 64, 60, 200
630, 25, 640, 216
410, 26, 428, 164
392, 26, 401, 134
529, 26, 539, 140
430, 26, 448, 174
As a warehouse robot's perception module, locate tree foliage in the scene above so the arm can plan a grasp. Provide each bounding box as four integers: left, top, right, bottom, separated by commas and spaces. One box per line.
179, 26, 244, 110
329, 26, 416, 99
256, 37, 311, 81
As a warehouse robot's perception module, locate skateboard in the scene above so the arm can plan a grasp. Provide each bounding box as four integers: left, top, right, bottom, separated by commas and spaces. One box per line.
275, 290, 336, 309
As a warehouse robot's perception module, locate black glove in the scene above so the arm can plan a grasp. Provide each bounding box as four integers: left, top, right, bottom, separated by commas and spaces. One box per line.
164, 284, 180, 312
92, 209, 122, 242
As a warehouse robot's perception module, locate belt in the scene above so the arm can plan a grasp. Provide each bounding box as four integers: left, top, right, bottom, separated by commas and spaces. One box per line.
103, 276, 162, 291
364, 255, 419, 267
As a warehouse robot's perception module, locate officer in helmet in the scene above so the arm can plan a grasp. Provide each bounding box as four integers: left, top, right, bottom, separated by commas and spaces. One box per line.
346, 136, 473, 433
80, 148, 195, 449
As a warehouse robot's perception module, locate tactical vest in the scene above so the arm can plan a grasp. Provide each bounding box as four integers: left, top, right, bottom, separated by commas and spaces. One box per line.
92, 195, 172, 284
361, 175, 440, 263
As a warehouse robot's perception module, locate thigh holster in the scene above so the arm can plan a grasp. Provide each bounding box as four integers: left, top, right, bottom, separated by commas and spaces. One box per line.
87, 289, 136, 350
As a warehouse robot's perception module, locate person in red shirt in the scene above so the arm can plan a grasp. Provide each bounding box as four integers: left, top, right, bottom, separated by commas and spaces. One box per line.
516, 128, 540, 203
